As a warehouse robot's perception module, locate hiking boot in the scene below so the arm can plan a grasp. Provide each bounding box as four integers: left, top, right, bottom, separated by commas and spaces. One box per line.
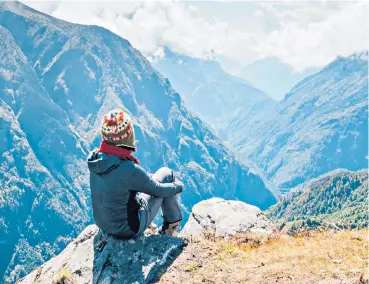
159, 221, 181, 237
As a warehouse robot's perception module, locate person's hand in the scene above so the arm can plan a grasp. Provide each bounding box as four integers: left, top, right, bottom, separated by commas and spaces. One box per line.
174, 180, 184, 188
174, 180, 184, 195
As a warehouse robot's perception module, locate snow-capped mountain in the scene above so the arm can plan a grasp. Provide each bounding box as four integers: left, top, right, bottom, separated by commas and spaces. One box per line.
239, 56, 319, 101
152, 49, 276, 141
235, 51, 368, 193
0, 2, 276, 282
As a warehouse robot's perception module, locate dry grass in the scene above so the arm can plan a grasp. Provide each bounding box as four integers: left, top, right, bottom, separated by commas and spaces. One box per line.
184, 262, 199, 272
160, 229, 368, 284
52, 267, 75, 284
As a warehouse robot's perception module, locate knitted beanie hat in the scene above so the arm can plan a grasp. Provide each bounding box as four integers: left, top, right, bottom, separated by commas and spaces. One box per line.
101, 109, 136, 150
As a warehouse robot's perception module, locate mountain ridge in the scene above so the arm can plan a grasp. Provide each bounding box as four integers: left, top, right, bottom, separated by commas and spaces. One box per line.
235, 51, 368, 192
152, 48, 276, 141
267, 169, 368, 231
239, 56, 320, 101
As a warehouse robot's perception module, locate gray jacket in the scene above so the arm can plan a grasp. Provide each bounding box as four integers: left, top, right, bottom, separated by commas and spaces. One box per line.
87, 150, 183, 238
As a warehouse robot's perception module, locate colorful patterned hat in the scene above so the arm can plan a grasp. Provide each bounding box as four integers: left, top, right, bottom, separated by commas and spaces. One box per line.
101, 109, 136, 149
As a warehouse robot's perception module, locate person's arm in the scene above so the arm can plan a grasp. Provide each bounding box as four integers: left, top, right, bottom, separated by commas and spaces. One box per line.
130, 164, 183, 197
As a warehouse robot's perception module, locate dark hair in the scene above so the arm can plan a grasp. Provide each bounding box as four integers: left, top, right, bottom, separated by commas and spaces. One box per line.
118, 145, 136, 152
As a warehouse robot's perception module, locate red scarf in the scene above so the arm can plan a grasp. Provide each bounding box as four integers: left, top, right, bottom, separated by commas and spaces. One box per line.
99, 141, 140, 165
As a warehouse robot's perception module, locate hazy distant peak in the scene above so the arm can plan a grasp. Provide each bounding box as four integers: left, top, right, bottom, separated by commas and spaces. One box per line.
239, 56, 320, 101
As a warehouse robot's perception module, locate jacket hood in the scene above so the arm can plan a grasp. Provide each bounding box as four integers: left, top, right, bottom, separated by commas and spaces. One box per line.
87, 150, 122, 174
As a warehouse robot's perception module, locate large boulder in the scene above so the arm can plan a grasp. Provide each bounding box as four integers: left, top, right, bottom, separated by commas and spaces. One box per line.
180, 198, 275, 239
17, 225, 185, 284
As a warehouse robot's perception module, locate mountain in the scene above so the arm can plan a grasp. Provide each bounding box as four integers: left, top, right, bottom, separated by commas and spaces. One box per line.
152, 49, 276, 141
267, 169, 368, 230
0, 24, 90, 283
0, 2, 276, 282
235, 52, 368, 192
239, 56, 319, 101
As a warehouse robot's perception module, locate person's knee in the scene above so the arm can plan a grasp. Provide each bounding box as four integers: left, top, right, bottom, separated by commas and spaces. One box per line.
154, 167, 174, 183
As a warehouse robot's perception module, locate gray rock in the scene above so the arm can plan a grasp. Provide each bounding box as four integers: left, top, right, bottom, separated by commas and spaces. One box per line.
180, 198, 275, 239
17, 225, 186, 284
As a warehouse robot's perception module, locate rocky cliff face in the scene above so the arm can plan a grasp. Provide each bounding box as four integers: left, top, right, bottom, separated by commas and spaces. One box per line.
0, 2, 276, 282
18, 225, 186, 284
18, 198, 274, 284
0, 24, 90, 283
235, 52, 368, 192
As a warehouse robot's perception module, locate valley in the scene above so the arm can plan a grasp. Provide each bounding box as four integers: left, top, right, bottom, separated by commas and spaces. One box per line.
0, 1, 367, 283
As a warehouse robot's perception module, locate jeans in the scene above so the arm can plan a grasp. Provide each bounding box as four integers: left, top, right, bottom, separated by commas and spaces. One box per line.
136, 167, 182, 236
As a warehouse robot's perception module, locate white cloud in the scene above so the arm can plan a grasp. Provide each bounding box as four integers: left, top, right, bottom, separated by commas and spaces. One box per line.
22, 1, 368, 72
257, 1, 369, 70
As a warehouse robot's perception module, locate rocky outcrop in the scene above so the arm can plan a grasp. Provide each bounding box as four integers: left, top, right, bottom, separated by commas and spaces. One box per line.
180, 198, 275, 239
17, 225, 186, 284
17, 198, 276, 283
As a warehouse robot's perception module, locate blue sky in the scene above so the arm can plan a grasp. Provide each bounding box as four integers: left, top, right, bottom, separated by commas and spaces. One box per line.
23, 1, 368, 74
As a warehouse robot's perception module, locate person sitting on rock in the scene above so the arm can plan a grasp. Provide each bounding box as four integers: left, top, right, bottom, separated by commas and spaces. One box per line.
87, 109, 183, 238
